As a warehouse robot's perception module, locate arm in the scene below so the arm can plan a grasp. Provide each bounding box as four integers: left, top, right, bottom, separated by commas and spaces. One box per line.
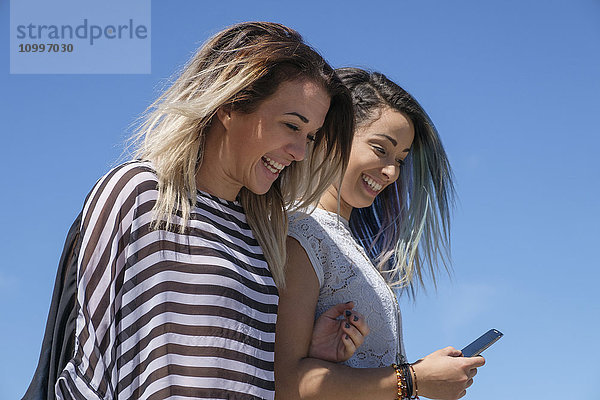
275, 236, 486, 400
275, 237, 398, 399
56, 163, 158, 400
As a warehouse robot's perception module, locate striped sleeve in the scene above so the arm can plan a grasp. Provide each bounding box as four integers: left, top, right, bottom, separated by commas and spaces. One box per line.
57, 160, 279, 399
56, 161, 158, 400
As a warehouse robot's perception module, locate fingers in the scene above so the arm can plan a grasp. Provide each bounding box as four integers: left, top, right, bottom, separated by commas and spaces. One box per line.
340, 309, 370, 352
315, 302, 369, 360
461, 361, 481, 395
344, 310, 369, 337
340, 331, 358, 357
466, 355, 486, 367
336, 311, 364, 361
467, 368, 478, 379
320, 301, 355, 320
341, 319, 365, 349
320, 302, 369, 337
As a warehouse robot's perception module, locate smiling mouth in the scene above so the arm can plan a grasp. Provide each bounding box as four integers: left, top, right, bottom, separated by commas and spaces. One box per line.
361, 174, 383, 192
262, 156, 285, 175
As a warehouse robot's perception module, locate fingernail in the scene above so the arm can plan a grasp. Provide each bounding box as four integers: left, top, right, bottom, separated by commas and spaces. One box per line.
345, 334, 349, 340
345, 322, 350, 328
345, 310, 352, 317
353, 315, 359, 321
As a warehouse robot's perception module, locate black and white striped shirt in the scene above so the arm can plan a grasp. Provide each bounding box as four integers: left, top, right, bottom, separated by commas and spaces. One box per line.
56, 160, 278, 400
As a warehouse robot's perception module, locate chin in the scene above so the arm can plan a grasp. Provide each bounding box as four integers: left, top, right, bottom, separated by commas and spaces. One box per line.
355, 194, 377, 209
345, 196, 375, 210
245, 182, 273, 195
358, 200, 376, 209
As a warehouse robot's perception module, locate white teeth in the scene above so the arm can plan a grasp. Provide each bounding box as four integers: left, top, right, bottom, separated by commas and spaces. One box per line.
262, 157, 285, 174
362, 174, 382, 191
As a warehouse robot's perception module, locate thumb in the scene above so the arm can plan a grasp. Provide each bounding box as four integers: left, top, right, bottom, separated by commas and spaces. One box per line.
439, 346, 463, 357
320, 302, 355, 320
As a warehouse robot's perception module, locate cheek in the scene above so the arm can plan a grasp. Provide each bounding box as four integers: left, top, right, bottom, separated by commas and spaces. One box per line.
340, 166, 362, 198
347, 152, 373, 176
257, 122, 286, 149
247, 130, 273, 156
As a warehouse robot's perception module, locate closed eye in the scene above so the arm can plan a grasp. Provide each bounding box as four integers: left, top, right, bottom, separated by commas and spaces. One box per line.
285, 122, 300, 132
307, 128, 322, 144
396, 158, 405, 167
372, 145, 386, 155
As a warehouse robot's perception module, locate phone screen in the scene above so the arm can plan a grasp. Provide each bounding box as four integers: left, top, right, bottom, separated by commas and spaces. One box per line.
461, 329, 503, 357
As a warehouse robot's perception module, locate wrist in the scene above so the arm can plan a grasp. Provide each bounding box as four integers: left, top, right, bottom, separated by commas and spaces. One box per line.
411, 362, 428, 398
391, 363, 419, 399
391, 364, 403, 399
408, 363, 419, 399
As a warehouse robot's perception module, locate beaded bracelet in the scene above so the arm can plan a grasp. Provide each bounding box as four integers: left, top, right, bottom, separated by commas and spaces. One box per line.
391, 363, 407, 399
392, 363, 420, 399
402, 363, 413, 398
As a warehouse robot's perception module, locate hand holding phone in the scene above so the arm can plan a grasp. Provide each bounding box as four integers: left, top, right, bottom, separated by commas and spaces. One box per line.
461, 329, 503, 357
411, 346, 486, 400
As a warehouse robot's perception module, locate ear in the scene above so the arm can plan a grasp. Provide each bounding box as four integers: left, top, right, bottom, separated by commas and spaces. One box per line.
216, 105, 232, 130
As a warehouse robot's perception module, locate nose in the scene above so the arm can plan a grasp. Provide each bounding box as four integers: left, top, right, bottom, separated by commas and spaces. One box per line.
382, 163, 399, 182
285, 135, 308, 162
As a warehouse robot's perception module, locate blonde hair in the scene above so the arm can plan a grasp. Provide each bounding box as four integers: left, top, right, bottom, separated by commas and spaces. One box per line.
337, 68, 455, 293
131, 22, 354, 288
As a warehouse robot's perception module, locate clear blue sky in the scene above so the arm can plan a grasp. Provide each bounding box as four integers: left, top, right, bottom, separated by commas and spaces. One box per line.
2, 1, 599, 399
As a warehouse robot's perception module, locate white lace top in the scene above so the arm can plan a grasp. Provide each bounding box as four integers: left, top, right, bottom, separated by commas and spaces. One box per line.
288, 208, 406, 367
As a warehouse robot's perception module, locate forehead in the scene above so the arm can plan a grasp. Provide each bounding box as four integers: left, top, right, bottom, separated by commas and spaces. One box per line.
358, 107, 415, 145
259, 78, 331, 122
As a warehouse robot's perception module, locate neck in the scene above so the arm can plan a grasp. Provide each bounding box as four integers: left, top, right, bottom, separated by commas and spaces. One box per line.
195, 127, 242, 202
319, 186, 353, 221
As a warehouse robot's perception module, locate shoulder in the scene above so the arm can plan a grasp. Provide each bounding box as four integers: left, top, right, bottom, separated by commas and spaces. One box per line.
85, 160, 157, 207
288, 210, 331, 254
81, 160, 158, 229
94, 160, 157, 195
289, 210, 321, 235
285, 235, 321, 292
288, 208, 347, 246
287, 210, 332, 287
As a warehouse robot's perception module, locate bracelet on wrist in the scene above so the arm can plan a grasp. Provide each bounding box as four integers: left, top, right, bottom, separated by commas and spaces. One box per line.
392, 363, 419, 399
391, 364, 404, 399
408, 364, 419, 399
403, 363, 413, 398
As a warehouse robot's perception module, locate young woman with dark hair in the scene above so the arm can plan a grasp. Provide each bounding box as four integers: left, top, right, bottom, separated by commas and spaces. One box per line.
276, 68, 485, 400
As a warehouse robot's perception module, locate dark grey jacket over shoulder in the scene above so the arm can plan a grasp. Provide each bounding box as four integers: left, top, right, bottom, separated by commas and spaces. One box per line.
22, 213, 81, 400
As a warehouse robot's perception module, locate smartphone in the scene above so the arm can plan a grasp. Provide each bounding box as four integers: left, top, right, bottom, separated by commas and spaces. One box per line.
461, 329, 503, 357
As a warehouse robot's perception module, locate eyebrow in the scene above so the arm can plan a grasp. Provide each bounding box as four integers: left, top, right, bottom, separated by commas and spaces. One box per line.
284, 112, 309, 123
375, 134, 410, 152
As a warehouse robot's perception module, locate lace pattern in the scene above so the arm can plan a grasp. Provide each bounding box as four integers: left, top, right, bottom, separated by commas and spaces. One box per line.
288, 208, 406, 367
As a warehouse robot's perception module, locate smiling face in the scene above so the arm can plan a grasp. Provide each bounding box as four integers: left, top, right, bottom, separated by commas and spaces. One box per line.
198, 78, 331, 200
337, 107, 415, 216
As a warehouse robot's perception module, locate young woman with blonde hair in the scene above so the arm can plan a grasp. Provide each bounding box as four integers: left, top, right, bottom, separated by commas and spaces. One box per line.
26, 22, 367, 400
276, 68, 486, 400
